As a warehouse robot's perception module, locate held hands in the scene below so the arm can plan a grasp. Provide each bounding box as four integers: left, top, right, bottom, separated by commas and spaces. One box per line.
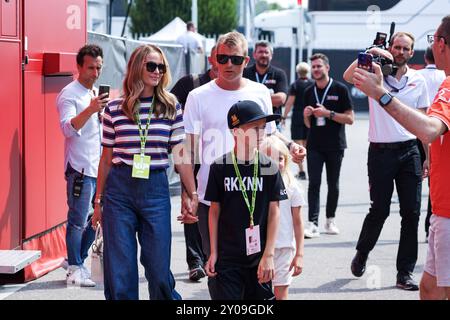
312, 104, 329, 118
257, 254, 274, 284
89, 93, 109, 114
303, 105, 314, 117
177, 189, 199, 224
289, 141, 306, 164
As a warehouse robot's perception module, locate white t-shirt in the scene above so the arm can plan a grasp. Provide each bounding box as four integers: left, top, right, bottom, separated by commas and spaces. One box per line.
416, 64, 446, 104
184, 79, 277, 205
176, 31, 203, 53
368, 67, 430, 143
275, 181, 305, 249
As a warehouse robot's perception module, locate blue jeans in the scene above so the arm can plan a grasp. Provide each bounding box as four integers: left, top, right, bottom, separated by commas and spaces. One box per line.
102, 164, 181, 300
65, 164, 96, 266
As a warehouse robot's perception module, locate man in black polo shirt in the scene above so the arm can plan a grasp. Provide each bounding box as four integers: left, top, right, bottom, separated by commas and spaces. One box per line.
243, 40, 288, 130
170, 46, 218, 281
303, 53, 354, 238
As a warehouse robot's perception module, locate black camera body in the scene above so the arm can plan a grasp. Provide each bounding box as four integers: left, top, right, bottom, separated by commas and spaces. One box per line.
363, 22, 398, 77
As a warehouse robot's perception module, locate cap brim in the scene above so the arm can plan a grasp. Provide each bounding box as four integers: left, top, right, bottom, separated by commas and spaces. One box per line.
245, 114, 281, 125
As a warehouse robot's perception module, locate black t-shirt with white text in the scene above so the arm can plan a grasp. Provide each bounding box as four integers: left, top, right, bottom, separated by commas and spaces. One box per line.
204, 152, 287, 268
303, 79, 353, 151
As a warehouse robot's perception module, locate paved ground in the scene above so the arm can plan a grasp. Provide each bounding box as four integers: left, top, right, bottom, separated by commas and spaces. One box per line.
0, 112, 430, 300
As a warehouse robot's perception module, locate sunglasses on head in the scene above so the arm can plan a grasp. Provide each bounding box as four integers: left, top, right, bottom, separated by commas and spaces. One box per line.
145, 61, 166, 73
216, 54, 246, 65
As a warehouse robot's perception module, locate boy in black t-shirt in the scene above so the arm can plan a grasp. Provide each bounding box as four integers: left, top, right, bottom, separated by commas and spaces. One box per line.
204, 100, 287, 300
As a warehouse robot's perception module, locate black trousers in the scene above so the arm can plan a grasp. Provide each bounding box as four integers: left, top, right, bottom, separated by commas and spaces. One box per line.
356, 141, 422, 275
307, 149, 345, 225
184, 222, 206, 269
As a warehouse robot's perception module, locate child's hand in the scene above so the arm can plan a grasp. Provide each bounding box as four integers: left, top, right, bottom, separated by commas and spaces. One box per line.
257, 255, 274, 284
205, 254, 217, 278
289, 255, 303, 277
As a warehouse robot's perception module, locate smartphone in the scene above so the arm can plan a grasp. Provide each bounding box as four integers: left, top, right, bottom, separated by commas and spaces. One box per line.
357, 52, 373, 72
98, 84, 110, 98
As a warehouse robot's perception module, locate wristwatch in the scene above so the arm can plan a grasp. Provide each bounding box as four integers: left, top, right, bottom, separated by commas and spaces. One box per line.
378, 92, 393, 108
329, 111, 335, 120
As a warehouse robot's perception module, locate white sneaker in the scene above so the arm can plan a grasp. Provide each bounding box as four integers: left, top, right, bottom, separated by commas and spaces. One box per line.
66, 265, 96, 287
81, 264, 91, 279
304, 221, 320, 238
325, 218, 340, 235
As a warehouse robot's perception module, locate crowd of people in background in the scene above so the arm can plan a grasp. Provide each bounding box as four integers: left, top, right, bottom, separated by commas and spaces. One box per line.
56, 15, 450, 300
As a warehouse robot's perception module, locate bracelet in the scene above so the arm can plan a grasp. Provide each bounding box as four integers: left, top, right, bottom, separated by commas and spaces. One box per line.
191, 191, 198, 197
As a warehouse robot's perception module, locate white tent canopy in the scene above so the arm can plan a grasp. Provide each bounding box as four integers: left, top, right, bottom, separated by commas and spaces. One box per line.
139, 17, 205, 44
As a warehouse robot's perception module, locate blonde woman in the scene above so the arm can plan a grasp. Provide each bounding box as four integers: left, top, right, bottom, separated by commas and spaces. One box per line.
92, 44, 197, 300
261, 135, 305, 300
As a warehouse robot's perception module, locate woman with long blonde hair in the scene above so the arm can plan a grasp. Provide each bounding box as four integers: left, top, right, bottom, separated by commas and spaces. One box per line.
92, 44, 198, 300
261, 135, 305, 300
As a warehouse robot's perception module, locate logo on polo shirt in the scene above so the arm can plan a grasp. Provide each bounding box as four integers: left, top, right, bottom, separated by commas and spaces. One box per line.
327, 95, 339, 101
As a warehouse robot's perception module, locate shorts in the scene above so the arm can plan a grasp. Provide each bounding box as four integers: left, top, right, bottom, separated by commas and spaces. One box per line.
424, 214, 450, 287
272, 247, 295, 286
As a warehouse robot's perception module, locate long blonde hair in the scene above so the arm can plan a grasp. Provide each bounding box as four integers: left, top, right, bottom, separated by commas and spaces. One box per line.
260, 135, 296, 188
121, 44, 177, 120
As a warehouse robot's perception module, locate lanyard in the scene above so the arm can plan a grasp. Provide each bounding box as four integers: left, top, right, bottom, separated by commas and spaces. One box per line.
384, 76, 408, 93
134, 98, 155, 155
231, 150, 259, 227
314, 78, 333, 106
255, 72, 268, 84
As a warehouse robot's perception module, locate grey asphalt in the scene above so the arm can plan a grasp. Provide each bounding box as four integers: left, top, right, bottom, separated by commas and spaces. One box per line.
1, 112, 429, 300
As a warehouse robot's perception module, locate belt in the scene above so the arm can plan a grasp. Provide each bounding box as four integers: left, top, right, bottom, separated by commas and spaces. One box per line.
370, 139, 417, 149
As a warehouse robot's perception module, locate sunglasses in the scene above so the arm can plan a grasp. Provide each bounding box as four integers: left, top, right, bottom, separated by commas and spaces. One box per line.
216, 54, 246, 65
145, 61, 166, 73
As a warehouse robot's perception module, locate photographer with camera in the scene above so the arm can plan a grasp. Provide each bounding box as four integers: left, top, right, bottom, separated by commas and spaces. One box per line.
343, 31, 430, 291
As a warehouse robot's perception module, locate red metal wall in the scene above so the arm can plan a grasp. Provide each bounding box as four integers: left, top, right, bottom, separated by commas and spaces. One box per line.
0, 0, 22, 249
1, 0, 87, 249
23, 0, 86, 239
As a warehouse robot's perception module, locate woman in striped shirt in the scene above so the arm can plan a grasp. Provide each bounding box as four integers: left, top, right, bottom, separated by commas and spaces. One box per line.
92, 44, 198, 300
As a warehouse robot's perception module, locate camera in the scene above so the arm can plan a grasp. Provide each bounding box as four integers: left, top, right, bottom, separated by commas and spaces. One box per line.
359, 22, 398, 77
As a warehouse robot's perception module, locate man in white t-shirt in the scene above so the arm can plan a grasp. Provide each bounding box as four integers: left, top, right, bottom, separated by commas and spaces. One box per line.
183, 31, 306, 258
176, 21, 204, 54
344, 32, 429, 291
417, 46, 446, 241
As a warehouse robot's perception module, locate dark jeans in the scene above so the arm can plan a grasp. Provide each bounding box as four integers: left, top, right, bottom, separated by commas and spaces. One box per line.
356, 141, 422, 275
208, 266, 274, 300
184, 222, 206, 269
102, 165, 181, 300
307, 149, 345, 225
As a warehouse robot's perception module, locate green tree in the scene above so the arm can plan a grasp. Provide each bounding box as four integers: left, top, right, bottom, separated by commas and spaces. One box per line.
130, 0, 191, 36
130, 0, 238, 38
198, 0, 238, 36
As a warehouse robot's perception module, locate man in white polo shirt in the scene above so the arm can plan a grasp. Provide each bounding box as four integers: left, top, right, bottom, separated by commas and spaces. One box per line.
56, 44, 109, 287
344, 32, 429, 290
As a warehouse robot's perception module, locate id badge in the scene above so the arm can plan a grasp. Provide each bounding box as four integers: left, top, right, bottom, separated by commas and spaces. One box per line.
132, 154, 151, 179
245, 225, 261, 256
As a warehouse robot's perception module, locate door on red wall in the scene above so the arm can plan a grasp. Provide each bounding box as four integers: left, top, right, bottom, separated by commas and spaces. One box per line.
0, 0, 21, 249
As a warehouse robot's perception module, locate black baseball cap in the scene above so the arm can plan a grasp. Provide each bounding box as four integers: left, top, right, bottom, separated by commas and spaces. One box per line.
227, 100, 281, 129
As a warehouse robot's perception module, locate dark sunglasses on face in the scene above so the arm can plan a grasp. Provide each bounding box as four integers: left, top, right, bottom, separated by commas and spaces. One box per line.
216, 54, 246, 65
145, 61, 166, 73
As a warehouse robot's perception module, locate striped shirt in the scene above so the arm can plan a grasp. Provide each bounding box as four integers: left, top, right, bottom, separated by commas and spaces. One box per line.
102, 97, 185, 169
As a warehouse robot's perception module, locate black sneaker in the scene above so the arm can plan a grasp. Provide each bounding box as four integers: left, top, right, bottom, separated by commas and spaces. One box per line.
351, 251, 368, 277
396, 273, 419, 291
189, 265, 206, 281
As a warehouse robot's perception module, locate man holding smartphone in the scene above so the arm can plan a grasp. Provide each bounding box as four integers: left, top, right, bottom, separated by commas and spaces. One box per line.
56, 44, 109, 287
343, 32, 429, 291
